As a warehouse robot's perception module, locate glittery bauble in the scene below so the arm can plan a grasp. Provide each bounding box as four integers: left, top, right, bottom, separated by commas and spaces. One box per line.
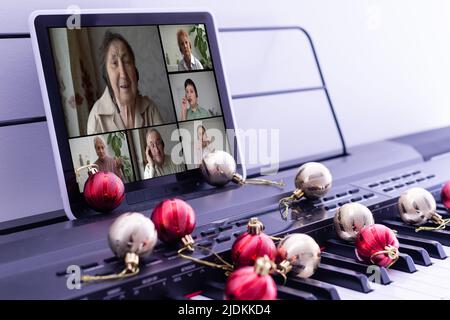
355, 224, 399, 268
225, 256, 277, 300
231, 218, 277, 268
200, 150, 237, 187
334, 203, 375, 242
151, 198, 196, 243
277, 233, 321, 278
398, 187, 436, 226
294, 162, 332, 198
441, 181, 450, 210
108, 212, 158, 259
84, 171, 125, 212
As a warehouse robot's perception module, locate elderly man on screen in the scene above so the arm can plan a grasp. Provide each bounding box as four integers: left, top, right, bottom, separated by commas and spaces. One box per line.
177, 29, 204, 71
93, 136, 124, 180
143, 129, 185, 179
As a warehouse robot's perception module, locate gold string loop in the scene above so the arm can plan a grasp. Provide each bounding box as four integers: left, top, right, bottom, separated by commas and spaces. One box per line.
370, 245, 399, 269
178, 244, 234, 272
279, 189, 304, 220
415, 216, 450, 232
232, 173, 284, 188
81, 252, 140, 283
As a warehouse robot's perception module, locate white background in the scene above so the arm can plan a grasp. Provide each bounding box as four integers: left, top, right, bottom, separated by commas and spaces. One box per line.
2, 0, 450, 222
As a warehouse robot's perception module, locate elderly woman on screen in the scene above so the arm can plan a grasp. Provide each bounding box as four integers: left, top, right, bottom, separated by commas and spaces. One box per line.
177, 29, 203, 71
87, 31, 163, 134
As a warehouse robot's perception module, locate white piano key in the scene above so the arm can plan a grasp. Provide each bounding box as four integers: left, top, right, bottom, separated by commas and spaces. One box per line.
412, 265, 450, 289
429, 257, 450, 270
332, 281, 431, 300
386, 269, 450, 299
442, 246, 450, 257
331, 285, 369, 300
367, 282, 434, 300
190, 295, 213, 300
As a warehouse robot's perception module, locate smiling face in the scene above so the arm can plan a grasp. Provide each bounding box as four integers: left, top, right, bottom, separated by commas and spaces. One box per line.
178, 34, 192, 60
185, 84, 197, 107
94, 138, 106, 161
147, 130, 165, 166
105, 40, 138, 107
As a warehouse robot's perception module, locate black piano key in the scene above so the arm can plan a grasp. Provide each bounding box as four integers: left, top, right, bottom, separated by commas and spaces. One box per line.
202, 281, 226, 300
325, 239, 360, 259
321, 252, 391, 285
283, 277, 340, 300
277, 286, 318, 300
325, 239, 417, 273
382, 219, 450, 246
396, 234, 447, 259
392, 253, 417, 273
311, 264, 372, 293
398, 243, 432, 266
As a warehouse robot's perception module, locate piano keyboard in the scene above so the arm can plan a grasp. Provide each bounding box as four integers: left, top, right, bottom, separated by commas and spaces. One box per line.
184, 203, 450, 300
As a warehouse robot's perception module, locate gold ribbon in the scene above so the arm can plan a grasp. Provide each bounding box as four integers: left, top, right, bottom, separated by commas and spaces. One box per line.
232, 173, 284, 188
370, 245, 399, 268
178, 245, 234, 272
81, 252, 140, 283
415, 217, 450, 232
279, 189, 304, 220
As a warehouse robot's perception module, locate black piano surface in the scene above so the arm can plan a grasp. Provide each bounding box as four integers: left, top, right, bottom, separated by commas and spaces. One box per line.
1, 131, 450, 300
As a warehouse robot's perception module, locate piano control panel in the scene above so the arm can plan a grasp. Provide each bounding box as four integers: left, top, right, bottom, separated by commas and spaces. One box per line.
1, 152, 450, 300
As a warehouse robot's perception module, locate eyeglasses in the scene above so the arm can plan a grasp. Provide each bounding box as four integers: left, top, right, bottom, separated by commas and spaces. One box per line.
149, 139, 163, 148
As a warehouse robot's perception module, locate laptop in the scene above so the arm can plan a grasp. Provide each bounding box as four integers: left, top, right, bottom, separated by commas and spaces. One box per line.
29, 8, 244, 220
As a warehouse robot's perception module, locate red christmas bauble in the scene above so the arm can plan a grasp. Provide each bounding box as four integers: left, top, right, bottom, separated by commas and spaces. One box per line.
355, 224, 399, 267
151, 198, 196, 243
231, 218, 276, 268
84, 171, 125, 212
225, 261, 277, 300
441, 181, 450, 209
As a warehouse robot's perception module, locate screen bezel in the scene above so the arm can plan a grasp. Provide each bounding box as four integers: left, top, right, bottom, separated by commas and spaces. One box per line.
30, 9, 244, 219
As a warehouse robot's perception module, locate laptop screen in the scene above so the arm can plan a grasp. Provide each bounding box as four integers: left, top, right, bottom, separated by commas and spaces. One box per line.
31, 11, 241, 219
49, 24, 230, 192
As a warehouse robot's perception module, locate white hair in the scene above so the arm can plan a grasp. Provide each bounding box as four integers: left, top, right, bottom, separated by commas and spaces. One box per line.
93, 136, 106, 147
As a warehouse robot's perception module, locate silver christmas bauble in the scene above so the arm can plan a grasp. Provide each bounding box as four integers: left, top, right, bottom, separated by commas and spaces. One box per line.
398, 187, 436, 226
334, 203, 375, 242
200, 150, 237, 187
277, 233, 321, 278
108, 212, 158, 259
294, 162, 332, 198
